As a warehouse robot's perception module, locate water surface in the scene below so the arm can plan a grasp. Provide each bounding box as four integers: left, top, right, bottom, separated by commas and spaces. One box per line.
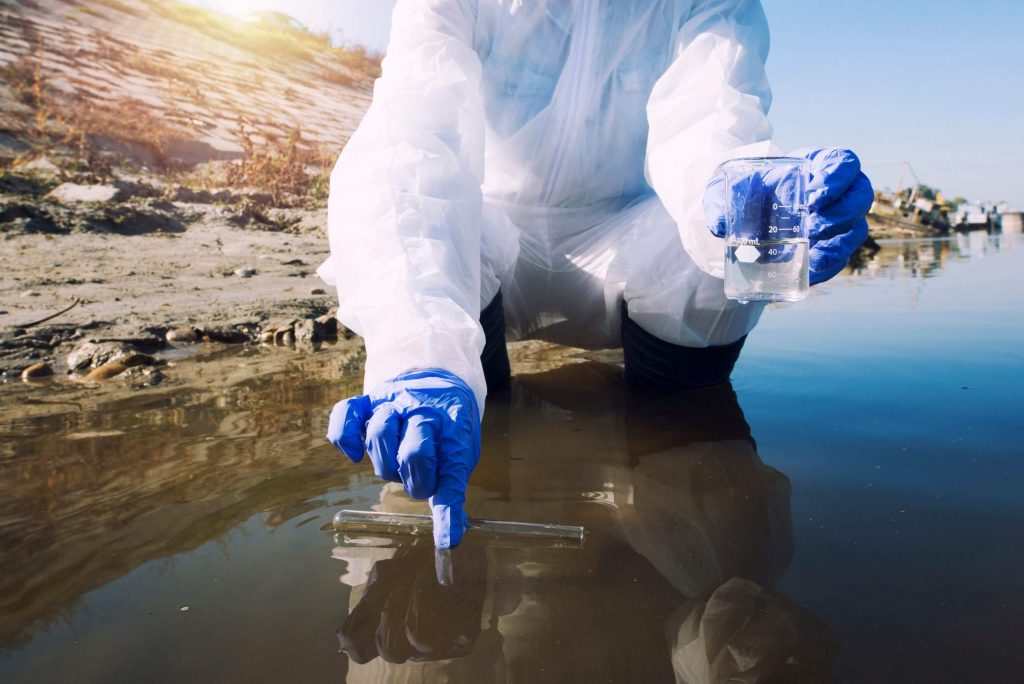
1, 231, 1022, 683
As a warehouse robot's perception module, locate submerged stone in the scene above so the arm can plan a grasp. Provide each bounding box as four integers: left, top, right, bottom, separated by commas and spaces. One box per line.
21, 362, 54, 380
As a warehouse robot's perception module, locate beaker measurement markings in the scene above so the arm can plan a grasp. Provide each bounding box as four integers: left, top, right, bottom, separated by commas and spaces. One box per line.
717, 155, 810, 302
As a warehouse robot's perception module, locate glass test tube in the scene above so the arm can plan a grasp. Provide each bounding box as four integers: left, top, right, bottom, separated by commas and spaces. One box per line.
330, 509, 585, 543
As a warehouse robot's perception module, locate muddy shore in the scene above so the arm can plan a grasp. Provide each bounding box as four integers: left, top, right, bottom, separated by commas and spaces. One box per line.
0, 168, 344, 381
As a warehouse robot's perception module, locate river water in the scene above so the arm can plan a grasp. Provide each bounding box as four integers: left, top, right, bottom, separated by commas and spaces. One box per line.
1, 231, 1022, 683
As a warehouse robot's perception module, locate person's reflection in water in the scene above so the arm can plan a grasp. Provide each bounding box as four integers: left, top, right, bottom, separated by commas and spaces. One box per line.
337, 542, 489, 664
621, 377, 838, 682
334, 363, 837, 682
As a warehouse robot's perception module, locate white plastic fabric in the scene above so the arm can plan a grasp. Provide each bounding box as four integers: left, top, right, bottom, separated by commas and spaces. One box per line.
318, 0, 778, 413
666, 578, 838, 683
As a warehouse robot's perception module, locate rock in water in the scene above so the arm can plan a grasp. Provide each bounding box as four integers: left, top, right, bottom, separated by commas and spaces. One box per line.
86, 360, 128, 380
199, 327, 250, 344
21, 362, 54, 380
67, 341, 130, 370
67, 341, 161, 371
85, 354, 157, 381
314, 315, 338, 338
295, 319, 321, 343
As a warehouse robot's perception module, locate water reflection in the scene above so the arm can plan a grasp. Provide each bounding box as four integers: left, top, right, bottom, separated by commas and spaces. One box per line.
1, 246, 1021, 682
847, 229, 1019, 281
1, 348, 837, 682
0, 347, 364, 652
334, 364, 837, 682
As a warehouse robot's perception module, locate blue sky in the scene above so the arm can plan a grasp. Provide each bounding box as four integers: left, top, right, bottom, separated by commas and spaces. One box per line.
194, 0, 1024, 206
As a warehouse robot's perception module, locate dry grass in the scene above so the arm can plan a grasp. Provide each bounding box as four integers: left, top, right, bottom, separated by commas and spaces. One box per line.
319, 66, 357, 89
2, 56, 187, 172
224, 124, 333, 207
2, 57, 54, 138
3, 55, 335, 203
71, 96, 181, 160
335, 44, 382, 79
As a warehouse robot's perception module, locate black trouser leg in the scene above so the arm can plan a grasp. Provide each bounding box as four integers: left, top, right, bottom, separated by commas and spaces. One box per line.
620, 301, 746, 389
479, 291, 511, 391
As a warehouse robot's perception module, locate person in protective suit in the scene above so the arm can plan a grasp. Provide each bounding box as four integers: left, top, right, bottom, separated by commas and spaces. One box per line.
323, 0, 873, 548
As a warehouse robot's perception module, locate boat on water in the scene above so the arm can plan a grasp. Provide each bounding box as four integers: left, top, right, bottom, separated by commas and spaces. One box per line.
868, 192, 951, 238
950, 202, 1001, 231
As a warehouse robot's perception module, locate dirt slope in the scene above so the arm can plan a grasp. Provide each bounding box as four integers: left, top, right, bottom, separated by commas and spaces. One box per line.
0, 0, 378, 379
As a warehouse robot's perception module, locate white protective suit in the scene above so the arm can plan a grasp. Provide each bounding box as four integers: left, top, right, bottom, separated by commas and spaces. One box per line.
318, 0, 778, 412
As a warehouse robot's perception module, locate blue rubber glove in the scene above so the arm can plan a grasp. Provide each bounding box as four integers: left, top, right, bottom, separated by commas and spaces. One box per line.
326, 369, 481, 549
705, 148, 874, 285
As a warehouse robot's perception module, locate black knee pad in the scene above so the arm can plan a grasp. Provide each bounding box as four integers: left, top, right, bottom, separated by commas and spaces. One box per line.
480, 291, 511, 391
621, 301, 746, 389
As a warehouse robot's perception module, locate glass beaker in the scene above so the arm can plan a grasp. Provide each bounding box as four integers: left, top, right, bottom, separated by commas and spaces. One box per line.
717, 157, 810, 302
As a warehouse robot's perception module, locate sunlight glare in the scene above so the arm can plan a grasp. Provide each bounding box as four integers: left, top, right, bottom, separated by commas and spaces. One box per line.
199, 0, 275, 18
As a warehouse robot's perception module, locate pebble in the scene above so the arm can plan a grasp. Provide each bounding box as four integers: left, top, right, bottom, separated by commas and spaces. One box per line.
21, 362, 54, 380
68, 341, 127, 370
166, 327, 198, 343
47, 182, 122, 203
67, 341, 159, 371
295, 319, 320, 342
85, 354, 157, 381
86, 360, 129, 380
309, 288, 326, 295
234, 267, 257, 278
199, 327, 250, 344
19, 156, 60, 174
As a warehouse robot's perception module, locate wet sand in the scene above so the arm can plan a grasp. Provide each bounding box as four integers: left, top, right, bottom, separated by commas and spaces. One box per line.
1, 232, 1022, 682
0, 213, 337, 368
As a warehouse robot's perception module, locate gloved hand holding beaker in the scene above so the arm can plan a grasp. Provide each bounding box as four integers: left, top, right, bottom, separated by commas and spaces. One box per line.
704, 147, 874, 290
326, 369, 481, 549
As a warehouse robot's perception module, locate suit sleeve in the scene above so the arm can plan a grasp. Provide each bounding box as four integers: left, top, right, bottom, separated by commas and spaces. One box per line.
317, 0, 488, 413
645, 0, 780, 278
